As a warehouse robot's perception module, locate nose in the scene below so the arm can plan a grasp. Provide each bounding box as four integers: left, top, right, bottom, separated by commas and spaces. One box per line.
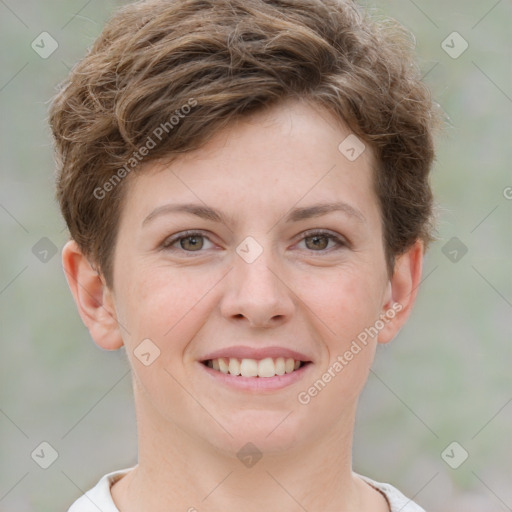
220, 245, 295, 328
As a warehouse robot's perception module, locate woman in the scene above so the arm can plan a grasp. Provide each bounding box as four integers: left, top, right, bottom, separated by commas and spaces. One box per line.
49, 1, 441, 510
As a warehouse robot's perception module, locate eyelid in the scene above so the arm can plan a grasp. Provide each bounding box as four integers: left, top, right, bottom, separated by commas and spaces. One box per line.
299, 228, 348, 244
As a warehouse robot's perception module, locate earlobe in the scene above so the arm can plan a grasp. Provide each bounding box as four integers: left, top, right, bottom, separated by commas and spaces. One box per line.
61, 240, 124, 350
377, 240, 424, 344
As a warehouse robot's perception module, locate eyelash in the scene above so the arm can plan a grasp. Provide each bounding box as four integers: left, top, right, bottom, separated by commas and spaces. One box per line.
161, 229, 348, 255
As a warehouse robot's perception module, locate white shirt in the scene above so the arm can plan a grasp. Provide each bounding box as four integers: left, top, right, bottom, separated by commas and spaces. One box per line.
67, 466, 426, 512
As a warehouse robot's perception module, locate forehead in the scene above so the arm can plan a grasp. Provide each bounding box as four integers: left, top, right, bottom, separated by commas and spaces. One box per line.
121, 98, 380, 229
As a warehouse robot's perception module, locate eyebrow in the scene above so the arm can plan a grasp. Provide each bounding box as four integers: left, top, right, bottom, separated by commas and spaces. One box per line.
142, 201, 366, 227
284, 202, 366, 224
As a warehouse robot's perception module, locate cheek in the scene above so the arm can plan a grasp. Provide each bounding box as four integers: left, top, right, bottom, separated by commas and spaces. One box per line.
297, 264, 385, 342
114, 263, 219, 354
295, 270, 382, 414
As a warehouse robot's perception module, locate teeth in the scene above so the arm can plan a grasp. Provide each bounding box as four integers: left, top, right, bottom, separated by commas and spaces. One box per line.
205, 357, 304, 377
218, 357, 229, 374
258, 357, 276, 378
285, 358, 295, 374
275, 357, 286, 376
228, 357, 241, 376
240, 358, 258, 377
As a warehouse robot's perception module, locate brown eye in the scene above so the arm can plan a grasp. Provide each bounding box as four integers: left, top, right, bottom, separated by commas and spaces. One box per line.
162, 231, 214, 253
179, 235, 204, 251
299, 230, 346, 252
304, 234, 330, 250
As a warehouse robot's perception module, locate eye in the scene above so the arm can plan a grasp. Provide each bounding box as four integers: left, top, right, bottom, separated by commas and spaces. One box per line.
160, 229, 348, 255
161, 231, 214, 252
298, 230, 347, 252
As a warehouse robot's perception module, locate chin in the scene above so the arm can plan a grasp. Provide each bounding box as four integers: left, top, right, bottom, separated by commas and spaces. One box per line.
201, 408, 308, 458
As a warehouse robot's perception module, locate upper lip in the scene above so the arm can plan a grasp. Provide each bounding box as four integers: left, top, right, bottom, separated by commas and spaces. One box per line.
200, 345, 312, 362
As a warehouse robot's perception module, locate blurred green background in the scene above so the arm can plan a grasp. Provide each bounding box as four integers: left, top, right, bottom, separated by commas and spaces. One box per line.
0, 1, 510, 511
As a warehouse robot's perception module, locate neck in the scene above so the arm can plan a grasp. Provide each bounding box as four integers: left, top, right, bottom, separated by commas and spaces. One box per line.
111, 386, 386, 512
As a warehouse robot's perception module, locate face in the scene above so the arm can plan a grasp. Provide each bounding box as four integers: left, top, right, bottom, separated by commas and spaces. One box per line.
104, 98, 403, 455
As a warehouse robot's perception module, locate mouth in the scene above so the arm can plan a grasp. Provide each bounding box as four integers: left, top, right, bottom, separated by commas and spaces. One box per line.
201, 357, 311, 378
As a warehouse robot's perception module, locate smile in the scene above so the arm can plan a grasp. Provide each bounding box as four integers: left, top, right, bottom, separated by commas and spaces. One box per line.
202, 357, 309, 378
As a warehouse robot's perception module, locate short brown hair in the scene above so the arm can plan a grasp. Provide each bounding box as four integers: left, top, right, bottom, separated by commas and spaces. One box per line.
49, 0, 441, 287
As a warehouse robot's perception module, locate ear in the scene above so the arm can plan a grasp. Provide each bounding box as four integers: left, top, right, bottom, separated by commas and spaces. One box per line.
377, 240, 424, 344
61, 240, 123, 350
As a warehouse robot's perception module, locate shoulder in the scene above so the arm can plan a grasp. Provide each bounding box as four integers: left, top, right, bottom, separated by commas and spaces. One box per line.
67, 467, 136, 512
356, 473, 427, 512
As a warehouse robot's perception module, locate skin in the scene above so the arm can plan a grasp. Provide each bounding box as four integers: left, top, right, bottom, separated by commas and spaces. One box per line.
63, 97, 423, 512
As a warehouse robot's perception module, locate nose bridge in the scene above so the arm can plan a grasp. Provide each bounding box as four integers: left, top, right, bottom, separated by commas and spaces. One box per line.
221, 235, 294, 325
235, 235, 282, 297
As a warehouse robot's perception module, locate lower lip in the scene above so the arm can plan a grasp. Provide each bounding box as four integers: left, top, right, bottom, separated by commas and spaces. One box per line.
199, 362, 313, 391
